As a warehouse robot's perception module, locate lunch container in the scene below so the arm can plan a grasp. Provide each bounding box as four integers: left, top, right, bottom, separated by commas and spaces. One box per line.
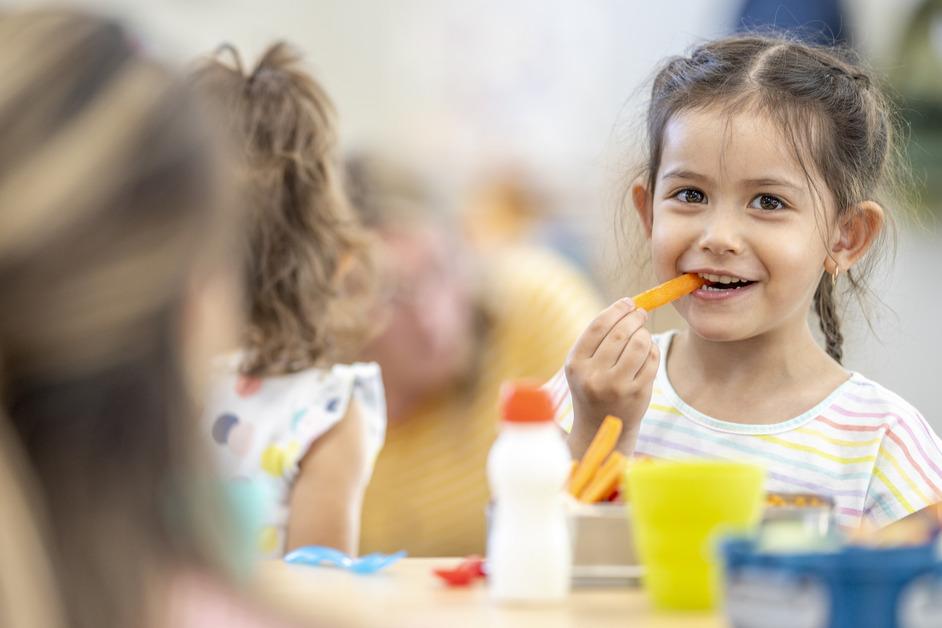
567, 501, 641, 586
763, 493, 835, 539
486, 500, 641, 587
721, 537, 942, 628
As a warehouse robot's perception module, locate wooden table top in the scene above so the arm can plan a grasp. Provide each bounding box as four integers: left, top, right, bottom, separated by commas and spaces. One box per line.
255, 558, 725, 628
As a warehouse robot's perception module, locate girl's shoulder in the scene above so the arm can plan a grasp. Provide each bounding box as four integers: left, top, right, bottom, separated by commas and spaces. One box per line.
208, 357, 382, 408
650, 331, 933, 433
219, 360, 383, 421
830, 372, 932, 432
842, 374, 942, 527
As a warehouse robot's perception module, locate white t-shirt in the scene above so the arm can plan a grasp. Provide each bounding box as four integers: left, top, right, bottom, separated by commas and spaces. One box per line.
203, 358, 386, 556
549, 331, 942, 529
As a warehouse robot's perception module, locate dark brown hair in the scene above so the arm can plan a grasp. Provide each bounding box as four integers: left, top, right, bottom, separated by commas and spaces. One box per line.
0, 9, 235, 628
192, 43, 374, 376
640, 34, 905, 363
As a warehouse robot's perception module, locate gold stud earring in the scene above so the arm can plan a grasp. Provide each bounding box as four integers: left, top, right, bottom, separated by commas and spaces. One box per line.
831, 266, 841, 288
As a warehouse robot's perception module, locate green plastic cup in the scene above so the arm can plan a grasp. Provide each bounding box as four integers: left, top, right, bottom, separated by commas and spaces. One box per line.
626, 460, 765, 610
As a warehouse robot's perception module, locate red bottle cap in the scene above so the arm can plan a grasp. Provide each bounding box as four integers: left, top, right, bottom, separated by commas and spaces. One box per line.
500, 382, 554, 423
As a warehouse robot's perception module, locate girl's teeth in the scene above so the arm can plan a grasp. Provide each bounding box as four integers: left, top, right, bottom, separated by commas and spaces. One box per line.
698, 273, 743, 284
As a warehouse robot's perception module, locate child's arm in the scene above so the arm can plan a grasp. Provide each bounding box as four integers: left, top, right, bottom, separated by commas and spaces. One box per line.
284, 398, 373, 555
564, 299, 657, 459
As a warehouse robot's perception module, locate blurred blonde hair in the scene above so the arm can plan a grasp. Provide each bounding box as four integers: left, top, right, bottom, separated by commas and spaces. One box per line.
191, 44, 375, 377
0, 423, 63, 628
0, 9, 236, 628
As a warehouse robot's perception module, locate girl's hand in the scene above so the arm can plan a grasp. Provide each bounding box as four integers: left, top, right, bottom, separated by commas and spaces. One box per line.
564, 298, 658, 458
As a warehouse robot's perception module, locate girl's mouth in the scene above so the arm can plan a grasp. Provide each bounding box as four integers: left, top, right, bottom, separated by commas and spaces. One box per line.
693, 272, 758, 299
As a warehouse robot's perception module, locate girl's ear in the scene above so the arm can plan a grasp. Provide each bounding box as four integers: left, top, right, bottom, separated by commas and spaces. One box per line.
828, 201, 885, 273
631, 180, 653, 238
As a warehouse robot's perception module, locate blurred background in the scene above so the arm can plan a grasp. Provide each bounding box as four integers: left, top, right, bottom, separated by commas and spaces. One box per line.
4, 0, 940, 429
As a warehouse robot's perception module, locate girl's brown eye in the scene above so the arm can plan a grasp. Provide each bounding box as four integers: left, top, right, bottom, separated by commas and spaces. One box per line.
751, 194, 785, 211
675, 188, 705, 203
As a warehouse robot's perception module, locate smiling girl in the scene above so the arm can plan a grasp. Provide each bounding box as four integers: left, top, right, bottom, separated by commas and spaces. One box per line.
551, 35, 942, 529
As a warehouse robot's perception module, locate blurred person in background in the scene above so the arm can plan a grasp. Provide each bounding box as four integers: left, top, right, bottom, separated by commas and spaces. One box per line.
461, 169, 594, 274
192, 43, 385, 558
0, 9, 302, 628
346, 154, 602, 556
0, 426, 63, 628
462, 170, 543, 252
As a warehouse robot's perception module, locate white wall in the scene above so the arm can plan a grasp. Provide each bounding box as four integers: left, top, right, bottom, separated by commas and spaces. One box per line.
842, 223, 942, 427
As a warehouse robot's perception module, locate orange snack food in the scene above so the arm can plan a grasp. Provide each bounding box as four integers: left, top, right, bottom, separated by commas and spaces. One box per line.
568, 415, 622, 497
567, 459, 578, 483
765, 492, 828, 508
631, 273, 705, 311
849, 503, 942, 547
578, 451, 628, 503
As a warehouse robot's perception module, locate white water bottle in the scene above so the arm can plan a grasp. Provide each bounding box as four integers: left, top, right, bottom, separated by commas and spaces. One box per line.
487, 383, 571, 603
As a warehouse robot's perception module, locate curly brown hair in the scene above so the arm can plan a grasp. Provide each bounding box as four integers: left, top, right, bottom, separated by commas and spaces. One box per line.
191, 43, 375, 376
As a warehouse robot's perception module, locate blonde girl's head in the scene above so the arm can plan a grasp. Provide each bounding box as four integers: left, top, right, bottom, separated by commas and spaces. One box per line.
191, 44, 375, 376
0, 424, 64, 628
0, 8, 236, 628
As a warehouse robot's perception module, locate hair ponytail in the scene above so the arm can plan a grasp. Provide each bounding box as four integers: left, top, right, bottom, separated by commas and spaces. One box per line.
814, 274, 844, 363
191, 42, 376, 376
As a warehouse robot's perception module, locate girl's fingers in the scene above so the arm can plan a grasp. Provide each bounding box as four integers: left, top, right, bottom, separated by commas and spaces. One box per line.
570, 299, 637, 360
614, 327, 655, 380
632, 342, 660, 382
592, 308, 648, 367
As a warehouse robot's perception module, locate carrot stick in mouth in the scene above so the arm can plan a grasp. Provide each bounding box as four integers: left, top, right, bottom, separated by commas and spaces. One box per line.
631, 273, 705, 311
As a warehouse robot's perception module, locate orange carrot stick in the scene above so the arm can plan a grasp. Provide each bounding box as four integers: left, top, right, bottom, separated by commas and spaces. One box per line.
578, 451, 628, 503
568, 416, 622, 497
631, 273, 705, 312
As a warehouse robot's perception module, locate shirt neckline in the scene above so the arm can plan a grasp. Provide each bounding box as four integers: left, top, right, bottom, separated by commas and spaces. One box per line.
655, 330, 863, 435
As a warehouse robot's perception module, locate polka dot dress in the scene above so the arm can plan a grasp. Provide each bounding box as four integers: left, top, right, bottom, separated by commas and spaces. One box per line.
203, 358, 386, 558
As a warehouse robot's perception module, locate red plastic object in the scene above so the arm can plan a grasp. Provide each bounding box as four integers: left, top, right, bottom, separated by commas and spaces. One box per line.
433, 556, 486, 587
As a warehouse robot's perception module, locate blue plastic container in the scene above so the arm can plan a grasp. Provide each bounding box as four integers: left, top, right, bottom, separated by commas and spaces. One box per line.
721, 538, 942, 628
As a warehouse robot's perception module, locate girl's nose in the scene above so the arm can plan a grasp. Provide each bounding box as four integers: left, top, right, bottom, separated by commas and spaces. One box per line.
697, 206, 744, 256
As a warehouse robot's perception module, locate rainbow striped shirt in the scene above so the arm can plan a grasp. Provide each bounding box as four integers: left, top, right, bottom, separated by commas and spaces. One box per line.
547, 331, 942, 529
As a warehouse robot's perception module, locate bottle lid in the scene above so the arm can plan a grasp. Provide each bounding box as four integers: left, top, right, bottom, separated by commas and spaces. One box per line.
500, 382, 554, 423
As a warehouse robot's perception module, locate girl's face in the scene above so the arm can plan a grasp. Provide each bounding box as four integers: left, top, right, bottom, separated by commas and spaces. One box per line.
640, 107, 835, 342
